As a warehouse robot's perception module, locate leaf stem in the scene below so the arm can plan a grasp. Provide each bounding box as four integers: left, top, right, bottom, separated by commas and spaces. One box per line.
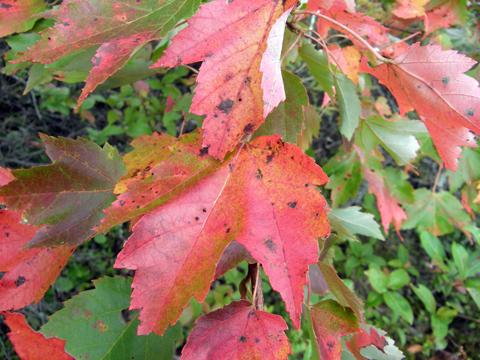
250, 263, 264, 311
292, 10, 391, 64
432, 162, 443, 193
280, 30, 302, 66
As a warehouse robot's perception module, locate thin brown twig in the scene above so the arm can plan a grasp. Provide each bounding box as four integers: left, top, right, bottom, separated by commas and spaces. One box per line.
179, 118, 186, 137
457, 313, 480, 324
181, 64, 199, 74
432, 162, 443, 193
293, 10, 391, 64
280, 30, 302, 65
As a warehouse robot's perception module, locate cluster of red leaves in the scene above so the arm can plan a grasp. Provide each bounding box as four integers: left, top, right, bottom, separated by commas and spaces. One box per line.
1, 0, 480, 358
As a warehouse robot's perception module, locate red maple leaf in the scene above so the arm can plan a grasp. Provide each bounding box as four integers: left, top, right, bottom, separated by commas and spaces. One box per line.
13, 0, 201, 107
345, 327, 387, 360
315, 2, 390, 48
152, 0, 289, 159
0, 167, 74, 310
2, 312, 74, 360
0, 209, 75, 311
360, 43, 480, 171
181, 300, 291, 360
108, 132, 329, 334
0, 0, 45, 37
309, 300, 359, 359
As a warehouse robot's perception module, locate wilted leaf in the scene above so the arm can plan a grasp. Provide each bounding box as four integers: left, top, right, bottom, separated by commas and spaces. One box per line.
317, 262, 364, 323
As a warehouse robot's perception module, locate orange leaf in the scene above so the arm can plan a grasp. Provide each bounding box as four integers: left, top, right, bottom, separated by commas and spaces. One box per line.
361, 43, 480, 171
3, 312, 74, 360
153, 0, 287, 159
107, 132, 329, 334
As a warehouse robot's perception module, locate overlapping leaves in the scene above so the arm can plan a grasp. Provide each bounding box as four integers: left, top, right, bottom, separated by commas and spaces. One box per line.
14, 0, 202, 107
103, 131, 329, 334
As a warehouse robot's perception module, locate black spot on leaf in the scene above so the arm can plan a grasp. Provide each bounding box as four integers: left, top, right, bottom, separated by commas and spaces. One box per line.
287, 202, 297, 208
217, 99, 234, 114
0, 3, 12, 8
15, 276, 26, 287
442, 76, 450, 85
264, 239, 277, 252
92, 56, 101, 67
4, 233, 9, 238
466, 108, 475, 117
119, 200, 125, 207
255, 169, 263, 180
226, 228, 230, 233
199, 147, 209, 157
195, 217, 199, 221
243, 123, 255, 134
239, 336, 247, 343
266, 154, 274, 164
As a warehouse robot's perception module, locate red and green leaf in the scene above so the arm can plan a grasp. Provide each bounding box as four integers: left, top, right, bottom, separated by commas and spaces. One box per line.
0, 0, 45, 37
0, 135, 126, 248
309, 299, 359, 359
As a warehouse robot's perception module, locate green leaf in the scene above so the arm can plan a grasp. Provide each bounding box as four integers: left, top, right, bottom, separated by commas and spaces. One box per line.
254, 71, 308, 143
436, 306, 457, 321
385, 269, 410, 290
365, 268, 388, 294
402, 189, 471, 236
465, 279, 480, 310
384, 167, 415, 205
323, 149, 362, 207
419, 231, 446, 261
299, 44, 334, 98
383, 291, 413, 325
40, 277, 182, 360
447, 144, 480, 192
95, 59, 156, 92
328, 207, 384, 240
359, 115, 426, 165
397, 244, 409, 267
335, 74, 362, 140
410, 284, 436, 313
366, 291, 384, 307
2, 33, 41, 75
451, 242, 469, 279
24, 63, 53, 94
